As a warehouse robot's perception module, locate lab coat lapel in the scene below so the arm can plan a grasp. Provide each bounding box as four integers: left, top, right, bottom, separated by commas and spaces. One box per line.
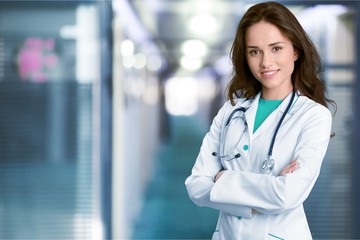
243, 93, 261, 139
277, 91, 297, 114
250, 91, 296, 138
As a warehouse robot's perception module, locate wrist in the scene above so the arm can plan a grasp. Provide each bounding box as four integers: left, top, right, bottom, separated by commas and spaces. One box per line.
214, 170, 225, 182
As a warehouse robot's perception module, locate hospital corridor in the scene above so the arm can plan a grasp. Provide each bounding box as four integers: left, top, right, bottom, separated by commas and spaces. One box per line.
0, 0, 360, 239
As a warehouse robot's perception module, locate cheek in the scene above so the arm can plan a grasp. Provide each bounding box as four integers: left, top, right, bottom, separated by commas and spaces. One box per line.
279, 54, 295, 68
282, 59, 295, 76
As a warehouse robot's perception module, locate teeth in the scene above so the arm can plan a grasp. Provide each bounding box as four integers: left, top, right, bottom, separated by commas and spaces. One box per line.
263, 70, 277, 76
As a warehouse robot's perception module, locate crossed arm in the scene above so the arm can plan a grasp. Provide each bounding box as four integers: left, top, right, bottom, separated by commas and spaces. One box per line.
214, 160, 299, 214
214, 159, 299, 182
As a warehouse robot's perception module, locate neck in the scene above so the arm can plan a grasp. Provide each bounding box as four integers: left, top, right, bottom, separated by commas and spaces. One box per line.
261, 88, 293, 100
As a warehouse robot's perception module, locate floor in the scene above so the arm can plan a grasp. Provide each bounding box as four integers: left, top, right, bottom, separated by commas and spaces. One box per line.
132, 116, 219, 240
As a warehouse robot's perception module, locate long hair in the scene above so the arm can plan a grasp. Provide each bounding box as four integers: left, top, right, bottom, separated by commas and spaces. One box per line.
227, 1, 336, 112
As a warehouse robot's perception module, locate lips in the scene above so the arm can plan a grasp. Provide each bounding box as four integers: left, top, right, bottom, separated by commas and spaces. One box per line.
261, 69, 279, 76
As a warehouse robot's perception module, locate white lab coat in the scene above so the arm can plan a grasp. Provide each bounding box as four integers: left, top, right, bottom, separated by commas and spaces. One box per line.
185, 91, 332, 240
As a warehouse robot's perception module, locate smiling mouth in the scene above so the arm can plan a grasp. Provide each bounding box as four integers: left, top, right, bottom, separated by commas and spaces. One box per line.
261, 70, 279, 76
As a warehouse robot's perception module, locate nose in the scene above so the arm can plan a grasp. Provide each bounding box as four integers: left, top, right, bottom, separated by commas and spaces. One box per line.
260, 51, 273, 68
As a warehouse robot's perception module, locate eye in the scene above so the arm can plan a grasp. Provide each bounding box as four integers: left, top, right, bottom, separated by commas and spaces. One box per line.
249, 49, 262, 56
272, 46, 282, 52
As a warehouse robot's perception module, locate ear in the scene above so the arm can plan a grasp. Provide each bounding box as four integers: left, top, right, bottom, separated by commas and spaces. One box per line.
293, 49, 299, 61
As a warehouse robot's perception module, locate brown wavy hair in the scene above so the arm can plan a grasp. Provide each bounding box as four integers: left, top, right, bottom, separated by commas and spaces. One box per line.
227, 1, 336, 112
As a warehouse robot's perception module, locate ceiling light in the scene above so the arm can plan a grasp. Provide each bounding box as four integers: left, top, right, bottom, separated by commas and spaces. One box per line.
121, 39, 135, 56
181, 39, 207, 58
122, 55, 135, 68
189, 15, 219, 35
165, 77, 199, 116
296, 5, 348, 31
180, 56, 203, 71
134, 53, 147, 69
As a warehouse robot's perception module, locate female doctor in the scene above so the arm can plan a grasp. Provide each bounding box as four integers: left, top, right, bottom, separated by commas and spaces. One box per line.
185, 2, 336, 240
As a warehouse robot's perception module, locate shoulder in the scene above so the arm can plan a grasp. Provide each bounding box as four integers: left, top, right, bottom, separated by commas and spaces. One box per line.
219, 97, 253, 113
292, 95, 332, 121
291, 95, 333, 139
214, 97, 252, 121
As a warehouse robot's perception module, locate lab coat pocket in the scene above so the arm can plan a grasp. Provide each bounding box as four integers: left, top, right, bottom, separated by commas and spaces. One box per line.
211, 230, 220, 240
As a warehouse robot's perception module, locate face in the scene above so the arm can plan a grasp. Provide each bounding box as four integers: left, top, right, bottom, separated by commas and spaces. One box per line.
245, 21, 298, 99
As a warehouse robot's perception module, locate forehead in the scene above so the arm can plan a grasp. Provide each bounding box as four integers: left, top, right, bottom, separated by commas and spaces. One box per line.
245, 21, 291, 46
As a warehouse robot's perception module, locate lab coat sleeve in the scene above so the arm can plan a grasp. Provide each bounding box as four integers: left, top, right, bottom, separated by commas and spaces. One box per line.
210, 105, 332, 215
185, 102, 253, 218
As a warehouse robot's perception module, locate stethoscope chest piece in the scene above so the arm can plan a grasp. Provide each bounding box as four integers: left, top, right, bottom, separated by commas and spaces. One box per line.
261, 156, 275, 174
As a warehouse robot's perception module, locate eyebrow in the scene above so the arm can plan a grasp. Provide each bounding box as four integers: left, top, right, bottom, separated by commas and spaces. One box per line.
247, 41, 286, 48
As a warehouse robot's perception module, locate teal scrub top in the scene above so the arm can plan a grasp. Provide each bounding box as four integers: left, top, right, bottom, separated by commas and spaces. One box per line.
254, 98, 283, 133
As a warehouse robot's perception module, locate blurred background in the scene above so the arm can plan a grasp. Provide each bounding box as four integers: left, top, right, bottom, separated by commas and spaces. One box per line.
0, 0, 359, 239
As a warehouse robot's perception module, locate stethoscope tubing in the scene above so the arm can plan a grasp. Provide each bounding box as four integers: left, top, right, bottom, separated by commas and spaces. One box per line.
225, 107, 247, 127
267, 91, 296, 157
216, 91, 296, 167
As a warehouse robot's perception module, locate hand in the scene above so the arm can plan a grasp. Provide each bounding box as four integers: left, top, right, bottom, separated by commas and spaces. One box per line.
214, 170, 226, 182
252, 209, 261, 214
280, 160, 298, 176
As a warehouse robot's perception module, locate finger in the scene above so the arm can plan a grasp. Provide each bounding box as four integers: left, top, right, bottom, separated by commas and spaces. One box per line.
284, 161, 296, 171
290, 160, 299, 170
288, 161, 299, 173
289, 160, 298, 166
280, 161, 298, 176
280, 167, 290, 176
287, 160, 298, 169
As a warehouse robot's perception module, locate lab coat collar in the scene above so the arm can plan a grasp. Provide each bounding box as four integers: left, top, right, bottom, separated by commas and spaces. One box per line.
233, 90, 298, 110
275, 91, 299, 114
234, 91, 300, 136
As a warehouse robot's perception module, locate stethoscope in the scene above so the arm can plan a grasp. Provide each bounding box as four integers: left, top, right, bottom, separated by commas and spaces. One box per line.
212, 91, 296, 174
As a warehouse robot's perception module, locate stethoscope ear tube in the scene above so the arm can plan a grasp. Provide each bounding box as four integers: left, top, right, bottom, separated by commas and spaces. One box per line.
212, 106, 247, 161
212, 151, 241, 161
225, 107, 247, 127
267, 91, 296, 157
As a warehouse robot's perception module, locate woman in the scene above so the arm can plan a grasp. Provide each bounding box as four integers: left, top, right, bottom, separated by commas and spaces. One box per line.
185, 1, 335, 239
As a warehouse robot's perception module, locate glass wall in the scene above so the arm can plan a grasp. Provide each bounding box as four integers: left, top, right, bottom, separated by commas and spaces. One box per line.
0, 2, 109, 239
